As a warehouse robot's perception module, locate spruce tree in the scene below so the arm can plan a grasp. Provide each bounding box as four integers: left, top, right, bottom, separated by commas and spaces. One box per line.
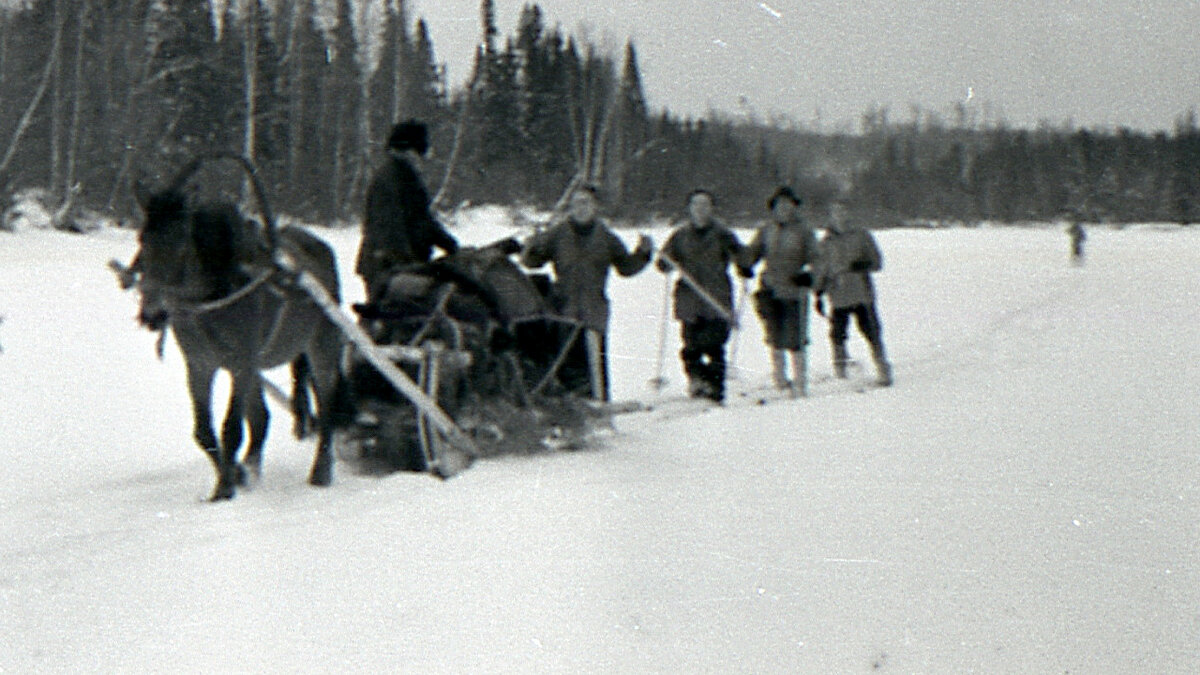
406, 18, 442, 124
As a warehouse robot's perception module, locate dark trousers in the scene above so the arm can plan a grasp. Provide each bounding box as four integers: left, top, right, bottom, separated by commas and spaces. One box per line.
829, 303, 884, 352
680, 317, 731, 400
362, 272, 391, 305
754, 290, 809, 350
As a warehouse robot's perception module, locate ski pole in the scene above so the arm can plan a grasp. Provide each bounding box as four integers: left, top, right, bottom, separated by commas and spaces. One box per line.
727, 277, 750, 379
657, 250, 734, 323
796, 294, 809, 397
648, 270, 673, 391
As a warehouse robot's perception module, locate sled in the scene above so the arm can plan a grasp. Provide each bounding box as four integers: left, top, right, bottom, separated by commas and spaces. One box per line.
291, 269, 479, 478
326, 243, 611, 475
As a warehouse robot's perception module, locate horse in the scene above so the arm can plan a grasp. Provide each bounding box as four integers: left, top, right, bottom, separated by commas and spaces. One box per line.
132, 156, 345, 500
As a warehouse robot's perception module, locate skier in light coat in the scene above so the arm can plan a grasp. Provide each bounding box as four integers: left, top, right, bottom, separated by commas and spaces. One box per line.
739, 186, 821, 396
656, 189, 745, 403
814, 198, 892, 386
521, 185, 653, 401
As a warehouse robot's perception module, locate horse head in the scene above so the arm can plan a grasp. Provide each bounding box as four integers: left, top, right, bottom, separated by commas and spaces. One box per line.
132, 181, 206, 307
132, 158, 259, 307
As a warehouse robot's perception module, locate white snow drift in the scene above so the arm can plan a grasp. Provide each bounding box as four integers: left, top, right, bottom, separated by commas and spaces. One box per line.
1, 217, 1197, 673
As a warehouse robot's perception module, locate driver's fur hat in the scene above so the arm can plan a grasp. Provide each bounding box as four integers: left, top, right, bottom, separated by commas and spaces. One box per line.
388, 119, 428, 155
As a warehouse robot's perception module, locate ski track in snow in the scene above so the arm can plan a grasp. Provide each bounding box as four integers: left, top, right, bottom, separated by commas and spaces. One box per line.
2, 217, 1199, 673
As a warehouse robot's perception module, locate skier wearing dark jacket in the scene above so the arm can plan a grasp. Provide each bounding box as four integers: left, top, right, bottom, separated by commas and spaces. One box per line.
521, 185, 653, 400
739, 186, 821, 396
356, 120, 459, 302
656, 189, 745, 402
814, 199, 892, 386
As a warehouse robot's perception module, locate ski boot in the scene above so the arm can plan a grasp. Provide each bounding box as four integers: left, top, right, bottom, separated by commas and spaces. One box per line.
832, 342, 850, 379
871, 344, 893, 387
790, 349, 808, 398
770, 349, 790, 390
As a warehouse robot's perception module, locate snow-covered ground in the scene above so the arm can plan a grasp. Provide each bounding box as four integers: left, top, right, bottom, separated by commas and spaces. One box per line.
1, 214, 1197, 673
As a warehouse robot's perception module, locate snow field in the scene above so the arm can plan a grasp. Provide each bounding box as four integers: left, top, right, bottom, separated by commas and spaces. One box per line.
1, 217, 1197, 673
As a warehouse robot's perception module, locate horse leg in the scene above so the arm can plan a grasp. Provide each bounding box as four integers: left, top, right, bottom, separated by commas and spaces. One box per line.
307, 380, 336, 487
185, 360, 223, 489
213, 375, 248, 500
290, 355, 314, 439
241, 377, 269, 486
306, 337, 344, 487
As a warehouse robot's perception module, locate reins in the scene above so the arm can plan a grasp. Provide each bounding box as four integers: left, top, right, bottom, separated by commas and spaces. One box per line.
173, 270, 276, 317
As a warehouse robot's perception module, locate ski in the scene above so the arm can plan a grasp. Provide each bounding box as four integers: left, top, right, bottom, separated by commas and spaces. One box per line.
608, 394, 721, 420
613, 365, 893, 422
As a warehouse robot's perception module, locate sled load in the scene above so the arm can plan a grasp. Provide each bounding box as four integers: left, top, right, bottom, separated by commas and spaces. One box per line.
339, 237, 610, 474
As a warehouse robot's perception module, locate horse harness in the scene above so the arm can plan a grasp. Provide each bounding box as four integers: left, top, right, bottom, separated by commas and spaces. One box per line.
163, 265, 315, 365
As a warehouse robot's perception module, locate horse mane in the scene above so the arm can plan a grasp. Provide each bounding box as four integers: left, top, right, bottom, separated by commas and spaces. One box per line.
139, 192, 267, 301
141, 189, 188, 234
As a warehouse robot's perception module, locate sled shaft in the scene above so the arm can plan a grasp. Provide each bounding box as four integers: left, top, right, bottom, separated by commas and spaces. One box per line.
292, 271, 479, 469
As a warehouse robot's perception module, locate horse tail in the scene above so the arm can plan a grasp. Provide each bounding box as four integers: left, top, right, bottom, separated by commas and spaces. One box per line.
290, 353, 356, 440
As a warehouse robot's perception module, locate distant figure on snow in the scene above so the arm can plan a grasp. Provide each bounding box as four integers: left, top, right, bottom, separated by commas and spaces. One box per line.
356, 119, 459, 302
814, 197, 893, 387
656, 189, 746, 403
1067, 220, 1087, 265
740, 186, 821, 397
521, 185, 653, 401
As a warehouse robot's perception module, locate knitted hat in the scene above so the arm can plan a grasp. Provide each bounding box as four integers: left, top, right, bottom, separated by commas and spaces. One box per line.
388, 120, 429, 155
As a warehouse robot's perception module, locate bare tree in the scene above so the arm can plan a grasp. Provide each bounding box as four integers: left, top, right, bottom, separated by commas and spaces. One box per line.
60, 0, 88, 215
0, 0, 63, 178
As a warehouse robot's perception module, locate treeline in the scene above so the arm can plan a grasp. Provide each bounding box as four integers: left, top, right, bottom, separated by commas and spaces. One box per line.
0, 0, 782, 224
845, 110, 1200, 225
0, 0, 1197, 227
724, 107, 1200, 226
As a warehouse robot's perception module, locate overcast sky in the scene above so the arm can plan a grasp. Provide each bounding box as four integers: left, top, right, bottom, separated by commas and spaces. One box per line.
409, 0, 1199, 133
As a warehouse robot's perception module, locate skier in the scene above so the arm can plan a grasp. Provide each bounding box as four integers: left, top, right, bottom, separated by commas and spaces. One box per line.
356, 119, 459, 303
740, 186, 821, 396
1067, 220, 1087, 265
521, 185, 653, 401
814, 197, 893, 387
656, 189, 746, 403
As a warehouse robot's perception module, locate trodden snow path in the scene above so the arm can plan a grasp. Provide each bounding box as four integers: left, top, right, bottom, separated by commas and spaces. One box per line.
1, 218, 1197, 673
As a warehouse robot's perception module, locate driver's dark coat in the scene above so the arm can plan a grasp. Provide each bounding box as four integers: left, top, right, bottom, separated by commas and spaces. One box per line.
355, 153, 457, 283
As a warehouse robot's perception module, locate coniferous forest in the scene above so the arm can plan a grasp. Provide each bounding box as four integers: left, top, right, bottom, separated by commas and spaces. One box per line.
1, 0, 1198, 227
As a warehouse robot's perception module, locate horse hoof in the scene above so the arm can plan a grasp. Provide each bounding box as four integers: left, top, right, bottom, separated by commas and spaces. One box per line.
236, 463, 261, 488
293, 421, 311, 440
209, 486, 236, 501
308, 470, 332, 487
